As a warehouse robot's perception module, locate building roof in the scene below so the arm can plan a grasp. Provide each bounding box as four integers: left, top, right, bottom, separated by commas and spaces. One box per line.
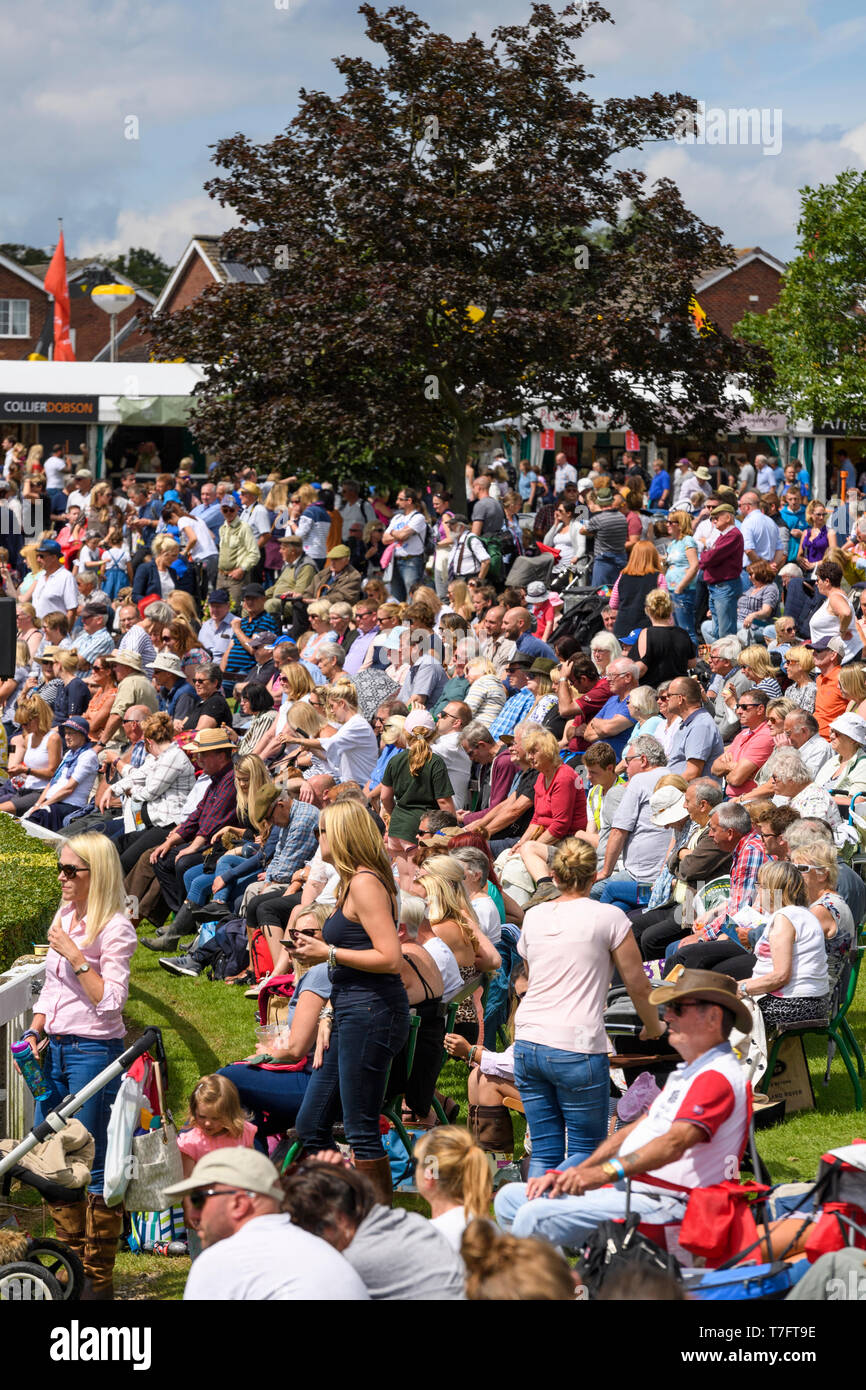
27, 257, 156, 305
0, 251, 54, 293
694, 246, 787, 294
152, 234, 268, 314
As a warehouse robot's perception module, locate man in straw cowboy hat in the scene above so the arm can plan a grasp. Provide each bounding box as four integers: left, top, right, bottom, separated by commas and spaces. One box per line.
495, 968, 753, 1248
132, 727, 238, 950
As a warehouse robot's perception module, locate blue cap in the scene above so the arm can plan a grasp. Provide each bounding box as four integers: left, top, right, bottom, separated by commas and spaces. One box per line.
622, 628, 642, 647
164, 489, 181, 502
36, 539, 62, 556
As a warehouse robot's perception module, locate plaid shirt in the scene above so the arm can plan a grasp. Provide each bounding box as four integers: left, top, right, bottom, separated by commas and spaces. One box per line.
265, 798, 320, 883
704, 830, 768, 940
175, 761, 237, 843
114, 742, 197, 828
490, 686, 535, 739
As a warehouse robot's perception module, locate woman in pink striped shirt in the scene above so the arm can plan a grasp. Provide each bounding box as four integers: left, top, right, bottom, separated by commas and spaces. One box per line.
24, 832, 137, 1299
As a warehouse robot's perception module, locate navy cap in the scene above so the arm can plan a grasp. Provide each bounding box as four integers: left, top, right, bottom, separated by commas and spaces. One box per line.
209, 589, 230, 605
37, 539, 63, 556
62, 715, 90, 736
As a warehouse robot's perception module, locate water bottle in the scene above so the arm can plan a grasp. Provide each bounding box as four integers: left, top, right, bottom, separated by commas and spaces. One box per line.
10, 1038, 48, 1100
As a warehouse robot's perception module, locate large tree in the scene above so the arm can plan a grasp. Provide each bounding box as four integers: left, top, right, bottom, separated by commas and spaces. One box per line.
738, 170, 866, 428
150, 2, 755, 490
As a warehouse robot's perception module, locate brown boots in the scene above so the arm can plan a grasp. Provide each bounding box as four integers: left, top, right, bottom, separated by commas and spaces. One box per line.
468, 1103, 515, 1153
49, 1198, 87, 1263
80, 1193, 124, 1300
354, 1156, 393, 1207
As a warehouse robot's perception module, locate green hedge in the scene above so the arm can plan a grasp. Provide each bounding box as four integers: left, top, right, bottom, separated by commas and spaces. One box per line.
0, 816, 61, 972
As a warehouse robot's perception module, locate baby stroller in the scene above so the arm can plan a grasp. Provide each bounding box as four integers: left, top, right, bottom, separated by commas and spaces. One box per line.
0, 1027, 161, 1301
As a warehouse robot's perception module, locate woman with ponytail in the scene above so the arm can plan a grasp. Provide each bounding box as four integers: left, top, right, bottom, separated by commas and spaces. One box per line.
380, 707, 456, 848
461, 1219, 575, 1301
414, 1127, 493, 1250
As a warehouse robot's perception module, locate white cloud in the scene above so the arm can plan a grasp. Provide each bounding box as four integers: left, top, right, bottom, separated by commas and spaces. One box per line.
77, 195, 235, 265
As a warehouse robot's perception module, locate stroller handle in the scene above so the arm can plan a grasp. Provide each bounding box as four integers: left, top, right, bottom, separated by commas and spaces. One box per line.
0, 1026, 165, 1180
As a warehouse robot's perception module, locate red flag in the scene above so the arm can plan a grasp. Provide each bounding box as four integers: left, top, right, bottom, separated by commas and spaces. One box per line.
43, 230, 75, 361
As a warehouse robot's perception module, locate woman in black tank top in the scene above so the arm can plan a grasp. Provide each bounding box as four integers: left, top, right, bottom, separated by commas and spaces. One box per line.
292, 801, 410, 1204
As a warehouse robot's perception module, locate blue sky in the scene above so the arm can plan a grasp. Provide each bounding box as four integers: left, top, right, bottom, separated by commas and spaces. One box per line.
7, 0, 866, 270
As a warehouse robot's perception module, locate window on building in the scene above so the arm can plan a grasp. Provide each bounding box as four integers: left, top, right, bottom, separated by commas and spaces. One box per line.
0, 300, 30, 337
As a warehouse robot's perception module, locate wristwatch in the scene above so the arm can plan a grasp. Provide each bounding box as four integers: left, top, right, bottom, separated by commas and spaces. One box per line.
73, 963, 91, 976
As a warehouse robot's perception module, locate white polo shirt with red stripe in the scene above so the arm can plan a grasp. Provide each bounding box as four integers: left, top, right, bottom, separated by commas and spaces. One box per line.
619, 1042, 751, 1194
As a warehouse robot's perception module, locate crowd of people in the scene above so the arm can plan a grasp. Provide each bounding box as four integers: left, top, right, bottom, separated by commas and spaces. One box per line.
10, 439, 866, 1300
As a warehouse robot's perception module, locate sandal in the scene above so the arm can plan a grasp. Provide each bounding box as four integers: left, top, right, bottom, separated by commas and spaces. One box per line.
225, 970, 255, 986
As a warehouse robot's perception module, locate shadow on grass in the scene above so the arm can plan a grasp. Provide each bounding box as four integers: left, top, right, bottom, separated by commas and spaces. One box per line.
127, 980, 223, 1083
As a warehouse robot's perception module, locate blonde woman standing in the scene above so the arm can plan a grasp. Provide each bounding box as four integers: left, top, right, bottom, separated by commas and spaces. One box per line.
23, 833, 137, 1299
380, 708, 455, 848
417, 854, 501, 1043
291, 800, 410, 1205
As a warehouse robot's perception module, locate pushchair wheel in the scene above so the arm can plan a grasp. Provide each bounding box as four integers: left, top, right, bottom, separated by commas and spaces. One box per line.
0, 1261, 65, 1301
23, 1237, 84, 1301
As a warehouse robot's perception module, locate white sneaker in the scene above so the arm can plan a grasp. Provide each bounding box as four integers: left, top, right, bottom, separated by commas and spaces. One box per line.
244, 975, 270, 998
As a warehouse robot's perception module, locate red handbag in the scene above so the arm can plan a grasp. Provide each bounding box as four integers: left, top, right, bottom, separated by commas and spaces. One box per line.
678, 1180, 769, 1266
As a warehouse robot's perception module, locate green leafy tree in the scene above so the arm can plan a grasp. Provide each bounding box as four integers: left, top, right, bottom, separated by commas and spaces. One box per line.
738, 170, 866, 425
0, 243, 50, 266
109, 247, 172, 295
149, 2, 755, 491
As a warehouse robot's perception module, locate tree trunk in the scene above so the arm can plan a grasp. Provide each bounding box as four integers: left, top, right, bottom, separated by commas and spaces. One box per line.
447, 417, 477, 511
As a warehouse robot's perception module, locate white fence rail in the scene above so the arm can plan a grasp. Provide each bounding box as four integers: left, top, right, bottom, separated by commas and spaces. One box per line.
0, 962, 46, 1141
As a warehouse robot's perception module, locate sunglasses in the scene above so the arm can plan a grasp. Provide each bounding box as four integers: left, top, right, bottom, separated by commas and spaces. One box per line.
736, 704, 760, 712
58, 862, 89, 879
662, 1000, 708, 1017
186, 1186, 250, 1210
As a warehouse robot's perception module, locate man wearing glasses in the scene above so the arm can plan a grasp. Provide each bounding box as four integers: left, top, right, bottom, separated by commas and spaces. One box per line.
495, 968, 752, 1250
711, 689, 773, 795
164, 1150, 369, 1300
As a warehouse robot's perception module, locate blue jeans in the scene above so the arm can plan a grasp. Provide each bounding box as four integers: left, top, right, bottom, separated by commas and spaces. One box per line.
35, 1035, 124, 1194
218, 1063, 311, 1153
670, 589, 698, 646
483, 924, 519, 1049
702, 577, 741, 642
183, 852, 257, 907
591, 553, 627, 589
390, 554, 426, 603
295, 987, 411, 1160
590, 872, 652, 912
494, 1180, 685, 1249
513, 1042, 609, 1176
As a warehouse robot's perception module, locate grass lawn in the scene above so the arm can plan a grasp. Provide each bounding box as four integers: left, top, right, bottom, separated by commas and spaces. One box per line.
13, 935, 864, 1300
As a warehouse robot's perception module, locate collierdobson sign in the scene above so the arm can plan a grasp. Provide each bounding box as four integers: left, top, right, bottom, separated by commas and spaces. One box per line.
0, 396, 98, 419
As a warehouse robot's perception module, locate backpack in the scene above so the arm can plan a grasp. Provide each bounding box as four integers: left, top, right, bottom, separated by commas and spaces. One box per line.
192, 917, 249, 981
574, 1213, 683, 1298
549, 589, 606, 649
249, 928, 274, 983
256, 973, 297, 1026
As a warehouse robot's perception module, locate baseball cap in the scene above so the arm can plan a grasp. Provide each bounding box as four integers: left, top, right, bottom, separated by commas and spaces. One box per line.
163, 1148, 283, 1204
506, 653, 534, 669
404, 708, 436, 735
241, 584, 266, 599
577, 478, 594, 493
209, 589, 230, 606
806, 635, 845, 655
36, 539, 62, 556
